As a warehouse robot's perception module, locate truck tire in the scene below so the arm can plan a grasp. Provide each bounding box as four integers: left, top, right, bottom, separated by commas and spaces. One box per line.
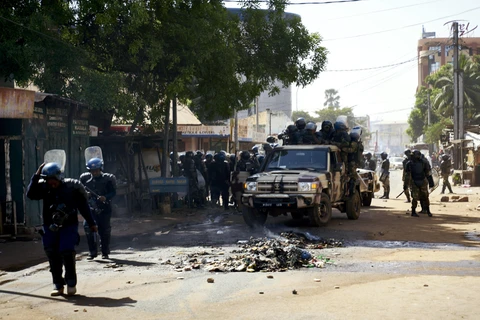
242, 207, 268, 228
308, 193, 332, 227
362, 192, 373, 206
346, 190, 361, 220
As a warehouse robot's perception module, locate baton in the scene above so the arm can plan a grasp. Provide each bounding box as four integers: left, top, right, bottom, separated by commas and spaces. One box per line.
395, 190, 404, 199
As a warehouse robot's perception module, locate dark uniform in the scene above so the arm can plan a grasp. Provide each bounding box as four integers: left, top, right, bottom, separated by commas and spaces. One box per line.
209, 153, 231, 210
331, 121, 351, 164
80, 171, 116, 259
183, 151, 202, 208
318, 121, 334, 144
303, 122, 322, 145
27, 163, 97, 296
440, 154, 453, 194
405, 150, 435, 217
364, 153, 376, 171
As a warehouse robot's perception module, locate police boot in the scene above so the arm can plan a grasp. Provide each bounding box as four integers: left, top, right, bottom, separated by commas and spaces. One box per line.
411, 208, 419, 217
448, 186, 454, 194
427, 206, 433, 217
379, 193, 386, 199
440, 186, 446, 194
385, 191, 389, 199
419, 201, 427, 214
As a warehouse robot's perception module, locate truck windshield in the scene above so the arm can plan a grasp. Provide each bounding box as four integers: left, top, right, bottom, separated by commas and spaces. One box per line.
263, 149, 327, 172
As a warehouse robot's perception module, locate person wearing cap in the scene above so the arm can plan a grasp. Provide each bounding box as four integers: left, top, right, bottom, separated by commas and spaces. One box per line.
80, 158, 116, 260
27, 162, 97, 297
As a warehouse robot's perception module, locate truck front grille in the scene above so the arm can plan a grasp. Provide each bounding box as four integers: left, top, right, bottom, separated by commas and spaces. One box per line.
257, 181, 298, 192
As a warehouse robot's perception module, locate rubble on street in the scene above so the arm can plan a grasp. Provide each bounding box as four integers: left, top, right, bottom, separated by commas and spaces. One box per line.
166, 232, 343, 273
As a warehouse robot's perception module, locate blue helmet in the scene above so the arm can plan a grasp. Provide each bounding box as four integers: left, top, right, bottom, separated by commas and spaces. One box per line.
334, 121, 347, 131
217, 152, 226, 162
86, 157, 103, 171
41, 162, 64, 181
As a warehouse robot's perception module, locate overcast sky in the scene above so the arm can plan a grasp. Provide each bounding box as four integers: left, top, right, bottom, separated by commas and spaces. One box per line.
227, 0, 480, 123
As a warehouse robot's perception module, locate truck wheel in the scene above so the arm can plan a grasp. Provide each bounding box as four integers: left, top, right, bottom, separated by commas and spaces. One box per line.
242, 207, 268, 228
346, 190, 361, 220
362, 192, 373, 206
308, 193, 332, 227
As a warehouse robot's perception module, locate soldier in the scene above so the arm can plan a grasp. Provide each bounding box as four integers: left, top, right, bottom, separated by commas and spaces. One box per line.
379, 152, 390, 199
402, 149, 412, 203
331, 119, 351, 164
318, 120, 334, 144
364, 152, 376, 171
303, 122, 322, 145
293, 117, 306, 144
204, 153, 214, 201
80, 158, 116, 260
405, 149, 435, 217
440, 154, 454, 194
344, 128, 362, 197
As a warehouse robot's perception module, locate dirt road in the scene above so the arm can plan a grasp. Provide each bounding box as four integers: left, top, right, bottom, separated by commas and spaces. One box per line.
1, 170, 480, 319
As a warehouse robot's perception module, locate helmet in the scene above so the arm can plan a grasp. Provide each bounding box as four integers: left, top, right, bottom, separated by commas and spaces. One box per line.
305, 122, 316, 131
404, 149, 411, 157
295, 117, 306, 130
216, 152, 226, 162
195, 151, 203, 158
321, 120, 333, 131
286, 124, 297, 133
185, 151, 194, 158
205, 154, 213, 161
350, 131, 360, 142
252, 146, 259, 154
365, 152, 372, 159
412, 149, 422, 160
257, 155, 265, 165
229, 154, 236, 163
169, 152, 175, 160
380, 152, 388, 160
86, 157, 103, 171
442, 154, 450, 161
351, 126, 362, 140
240, 150, 251, 161
266, 136, 277, 143
334, 121, 347, 131
41, 162, 64, 181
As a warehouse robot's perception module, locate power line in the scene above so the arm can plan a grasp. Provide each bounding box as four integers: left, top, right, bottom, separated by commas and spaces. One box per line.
326, 57, 417, 72
326, 0, 448, 21
324, 6, 480, 41
223, 0, 364, 4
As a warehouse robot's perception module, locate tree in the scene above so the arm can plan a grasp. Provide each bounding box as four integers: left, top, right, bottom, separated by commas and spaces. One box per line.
315, 106, 355, 129
291, 110, 317, 122
323, 88, 340, 108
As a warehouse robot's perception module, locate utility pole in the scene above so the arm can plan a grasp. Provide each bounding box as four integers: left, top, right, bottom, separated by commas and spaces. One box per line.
452, 22, 465, 169
427, 89, 433, 154
172, 97, 178, 177
255, 96, 259, 134
234, 110, 239, 154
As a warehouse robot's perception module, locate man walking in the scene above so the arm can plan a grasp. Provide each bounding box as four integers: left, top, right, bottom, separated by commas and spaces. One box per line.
405, 150, 435, 217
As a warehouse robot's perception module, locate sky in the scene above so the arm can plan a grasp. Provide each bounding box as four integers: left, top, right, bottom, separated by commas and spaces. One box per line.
227, 0, 480, 123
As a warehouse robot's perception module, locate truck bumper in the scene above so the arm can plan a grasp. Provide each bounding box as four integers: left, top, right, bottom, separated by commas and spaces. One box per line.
242, 193, 319, 209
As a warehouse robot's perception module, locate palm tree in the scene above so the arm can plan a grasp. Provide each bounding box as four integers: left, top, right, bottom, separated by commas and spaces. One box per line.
432, 54, 480, 123
323, 88, 341, 108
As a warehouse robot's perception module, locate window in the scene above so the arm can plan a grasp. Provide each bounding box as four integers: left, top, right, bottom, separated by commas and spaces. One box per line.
264, 149, 327, 171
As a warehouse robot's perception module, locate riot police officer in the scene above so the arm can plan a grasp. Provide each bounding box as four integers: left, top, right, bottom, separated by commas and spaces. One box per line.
80, 158, 116, 260
405, 150, 435, 217
364, 152, 376, 171
331, 119, 351, 164
27, 162, 98, 297
303, 122, 322, 145
293, 117, 306, 144
184, 151, 203, 208
209, 152, 231, 210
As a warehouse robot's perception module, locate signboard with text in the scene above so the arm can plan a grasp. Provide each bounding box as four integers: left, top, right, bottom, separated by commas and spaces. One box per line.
178, 125, 230, 137
149, 177, 189, 193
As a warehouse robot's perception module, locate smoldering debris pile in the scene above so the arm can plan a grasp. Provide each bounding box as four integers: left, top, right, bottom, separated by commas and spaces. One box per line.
166, 232, 343, 273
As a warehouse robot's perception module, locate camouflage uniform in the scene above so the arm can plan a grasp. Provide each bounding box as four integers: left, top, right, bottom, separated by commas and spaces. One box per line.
379, 155, 390, 199
440, 156, 453, 194
405, 150, 434, 217
402, 156, 412, 202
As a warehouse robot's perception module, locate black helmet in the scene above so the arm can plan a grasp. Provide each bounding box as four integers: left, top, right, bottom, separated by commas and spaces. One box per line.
380, 152, 388, 160
365, 152, 372, 159
321, 120, 333, 131
229, 154, 236, 163
185, 151, 194, 158
205, 154, 213, 161
286, 124, 297, 133
295, 117, 306, 130
240, 151, 251, 161
266, 136, 277, 143
350, 131, 360, 142
412, 149, 422, 160
404, 149, 411, 156
252, 146, 259, 154
195, 150, 203, 158
305, 122, 316, 131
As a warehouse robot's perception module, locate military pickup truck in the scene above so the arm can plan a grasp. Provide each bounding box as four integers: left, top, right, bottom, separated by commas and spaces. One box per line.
241, 145, 362, 228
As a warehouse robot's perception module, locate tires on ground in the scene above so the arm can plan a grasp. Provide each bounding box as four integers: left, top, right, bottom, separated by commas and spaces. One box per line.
308, 193, 332, 227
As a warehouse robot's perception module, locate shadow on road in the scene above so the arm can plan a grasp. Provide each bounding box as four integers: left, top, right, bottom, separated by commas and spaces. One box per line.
0, 289, 136, 307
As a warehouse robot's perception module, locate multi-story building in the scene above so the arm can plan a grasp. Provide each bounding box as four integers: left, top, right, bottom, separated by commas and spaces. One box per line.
418, 29, 480, 88
369, 120, 410, 156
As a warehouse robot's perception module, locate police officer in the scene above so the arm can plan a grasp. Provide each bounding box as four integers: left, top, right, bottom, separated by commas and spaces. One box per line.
27, 162, 98, 297
440, 154, 454, 194
293, 117, 306, 144
209, 152, 231, 210
344, 127, 363, 197
331, 119, 351, 164
402, 149, 412, 203
80, 158, 116, 260
364, 152, 376, 171
379, 152, 390, 199
405, 150, 435, 217
184, 151, 203, 208
303, 122, 322, 145
318, 120, 334, 144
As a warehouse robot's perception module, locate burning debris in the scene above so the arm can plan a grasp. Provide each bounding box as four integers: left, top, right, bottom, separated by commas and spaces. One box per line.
172, 232, 343, 273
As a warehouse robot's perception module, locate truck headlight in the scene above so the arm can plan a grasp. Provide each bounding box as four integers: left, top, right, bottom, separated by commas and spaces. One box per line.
244, 181, 257, 191
298, 182, 318, 191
